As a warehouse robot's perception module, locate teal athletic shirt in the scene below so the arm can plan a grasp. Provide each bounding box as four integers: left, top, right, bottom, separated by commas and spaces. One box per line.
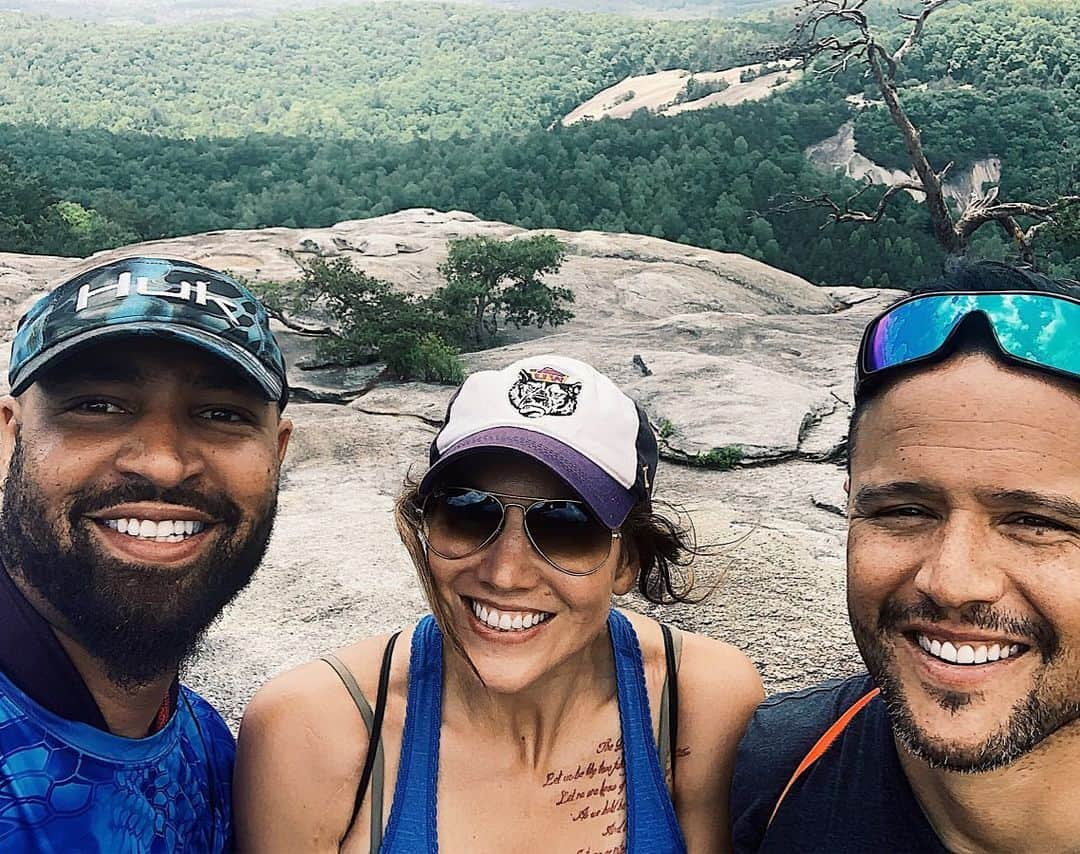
0, 667, 234, 853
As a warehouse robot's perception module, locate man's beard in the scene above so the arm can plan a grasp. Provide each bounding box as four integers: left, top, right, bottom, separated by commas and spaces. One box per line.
0, 437, 278, 689
851, 594, 1080, 773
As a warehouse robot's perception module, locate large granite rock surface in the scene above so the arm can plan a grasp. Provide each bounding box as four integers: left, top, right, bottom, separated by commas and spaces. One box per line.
0, 210, 900, 725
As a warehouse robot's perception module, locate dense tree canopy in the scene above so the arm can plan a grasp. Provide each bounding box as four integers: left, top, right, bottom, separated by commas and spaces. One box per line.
0, 4, 777, 142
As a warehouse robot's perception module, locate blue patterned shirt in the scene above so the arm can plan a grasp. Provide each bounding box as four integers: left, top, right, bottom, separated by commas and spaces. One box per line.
0, 668, 234, 853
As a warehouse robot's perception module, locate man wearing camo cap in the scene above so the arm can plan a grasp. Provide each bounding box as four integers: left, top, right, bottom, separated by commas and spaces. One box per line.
0, 257, 292, 851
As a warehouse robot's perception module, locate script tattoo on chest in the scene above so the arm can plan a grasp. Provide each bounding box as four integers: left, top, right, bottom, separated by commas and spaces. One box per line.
542, 736, 628, 854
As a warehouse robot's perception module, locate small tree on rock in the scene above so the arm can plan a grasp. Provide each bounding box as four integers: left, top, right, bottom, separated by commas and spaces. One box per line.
260, 255, 465, 384
435, 234, 572, 347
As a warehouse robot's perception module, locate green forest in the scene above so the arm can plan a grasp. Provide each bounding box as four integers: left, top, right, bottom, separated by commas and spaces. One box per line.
0, 5, 775, 140
1, 0, 1077, 285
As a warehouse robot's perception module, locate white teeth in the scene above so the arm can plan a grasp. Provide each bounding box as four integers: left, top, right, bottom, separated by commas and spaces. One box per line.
101, 517, 205, 541
919, 634, 1023, 666
470, 599, 550, 633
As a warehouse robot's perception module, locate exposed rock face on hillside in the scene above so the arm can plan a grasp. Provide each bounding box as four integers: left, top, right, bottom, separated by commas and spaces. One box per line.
562, 61, 801, 125
0, 209, 899, 725
807, 121, 1002, 207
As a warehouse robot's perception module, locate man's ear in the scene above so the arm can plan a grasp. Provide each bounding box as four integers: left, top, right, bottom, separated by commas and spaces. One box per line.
0, 396, 21, 478
276, 417, 293, 465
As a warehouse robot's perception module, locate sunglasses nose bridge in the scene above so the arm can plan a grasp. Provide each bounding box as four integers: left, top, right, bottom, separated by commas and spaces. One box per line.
488, 500, 529, 544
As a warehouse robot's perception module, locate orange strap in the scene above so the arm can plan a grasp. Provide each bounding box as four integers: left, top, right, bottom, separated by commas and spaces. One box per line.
766, 687, 880, 828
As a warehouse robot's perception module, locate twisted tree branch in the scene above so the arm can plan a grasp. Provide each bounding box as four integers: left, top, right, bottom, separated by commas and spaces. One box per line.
892, 0, 956, 68
771, 179, 923, 227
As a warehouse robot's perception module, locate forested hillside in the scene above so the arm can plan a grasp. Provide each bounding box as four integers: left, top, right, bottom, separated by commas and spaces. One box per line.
0, 5, 775, 140
2, 0, 1076, 284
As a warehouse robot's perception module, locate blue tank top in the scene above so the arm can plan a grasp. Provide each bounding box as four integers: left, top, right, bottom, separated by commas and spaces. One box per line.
380, 610, 687, 853
0, 668, 234, 853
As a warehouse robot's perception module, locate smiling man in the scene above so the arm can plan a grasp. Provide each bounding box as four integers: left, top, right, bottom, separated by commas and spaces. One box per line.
0, 257, 291, 851
731, 261, 1080, 852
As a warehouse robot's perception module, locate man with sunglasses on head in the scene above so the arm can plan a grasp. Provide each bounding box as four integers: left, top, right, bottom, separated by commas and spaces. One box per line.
235, 354, 764, 853
730, 261, 1080, 852
0, 258, 292, 851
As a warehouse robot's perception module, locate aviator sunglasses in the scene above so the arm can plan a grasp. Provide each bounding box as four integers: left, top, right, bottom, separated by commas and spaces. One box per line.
856, 290, 1080, 396
420, 487, 620, 576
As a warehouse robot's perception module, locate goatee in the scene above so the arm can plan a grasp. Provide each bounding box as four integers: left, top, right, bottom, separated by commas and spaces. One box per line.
851, 594, 1079, 773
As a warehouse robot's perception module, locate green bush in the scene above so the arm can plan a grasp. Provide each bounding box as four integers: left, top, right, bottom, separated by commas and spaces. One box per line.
656, 417, 676, 439
256, 256, 467, 383
380, 331, 466, 384
673, 75, 730, 105
692, 445, 743, 469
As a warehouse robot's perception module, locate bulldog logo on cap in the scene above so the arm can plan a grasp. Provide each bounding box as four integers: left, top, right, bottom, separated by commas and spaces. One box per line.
508, 367, 582, 418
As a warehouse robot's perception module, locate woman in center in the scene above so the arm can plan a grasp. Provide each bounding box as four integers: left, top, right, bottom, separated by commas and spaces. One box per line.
235, 355, 763, 853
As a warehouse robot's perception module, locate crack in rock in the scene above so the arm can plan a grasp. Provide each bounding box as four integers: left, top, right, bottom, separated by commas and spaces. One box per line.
811, 495, 846, 517
350, 407, 443, 428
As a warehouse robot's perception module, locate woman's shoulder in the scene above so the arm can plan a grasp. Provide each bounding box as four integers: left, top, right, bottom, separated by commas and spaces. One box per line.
238, 626, 417, 769
233, 627, 421, 850
616, 608, 764, 728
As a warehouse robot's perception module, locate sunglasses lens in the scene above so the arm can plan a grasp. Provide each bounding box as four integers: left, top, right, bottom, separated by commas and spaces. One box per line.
864, 294, 966, 373
526, 501, 612, 575
864, 293, 1080, 379
988, 294, 1080, 376
425, 489, 503, 558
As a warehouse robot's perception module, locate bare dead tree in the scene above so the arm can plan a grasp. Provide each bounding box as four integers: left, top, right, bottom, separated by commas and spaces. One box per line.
777, 0, 1079, 268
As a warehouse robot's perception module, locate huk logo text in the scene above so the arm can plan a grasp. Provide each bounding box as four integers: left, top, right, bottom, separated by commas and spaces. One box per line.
75, 272, 244, 326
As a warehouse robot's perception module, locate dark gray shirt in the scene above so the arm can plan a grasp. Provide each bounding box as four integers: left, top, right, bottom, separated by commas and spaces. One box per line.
730, 674, 947, 853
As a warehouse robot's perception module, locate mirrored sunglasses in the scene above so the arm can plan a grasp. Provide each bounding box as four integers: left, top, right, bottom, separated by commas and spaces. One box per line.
420, 487, 620, 576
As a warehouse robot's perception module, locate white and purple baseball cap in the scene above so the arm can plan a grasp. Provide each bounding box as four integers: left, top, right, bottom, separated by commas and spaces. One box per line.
419, 355, 658, 528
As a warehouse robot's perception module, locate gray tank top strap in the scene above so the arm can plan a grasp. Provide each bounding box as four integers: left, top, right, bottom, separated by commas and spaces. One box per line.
320, 653, 386, 852
657, 626, 684, 783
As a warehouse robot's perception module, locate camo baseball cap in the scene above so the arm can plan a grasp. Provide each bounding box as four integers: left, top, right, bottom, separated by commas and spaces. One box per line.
9, 257, 289, 407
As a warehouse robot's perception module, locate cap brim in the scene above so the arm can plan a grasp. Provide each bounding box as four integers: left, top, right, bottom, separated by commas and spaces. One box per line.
9, 321, 285, 404
419, 426, 635, 528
